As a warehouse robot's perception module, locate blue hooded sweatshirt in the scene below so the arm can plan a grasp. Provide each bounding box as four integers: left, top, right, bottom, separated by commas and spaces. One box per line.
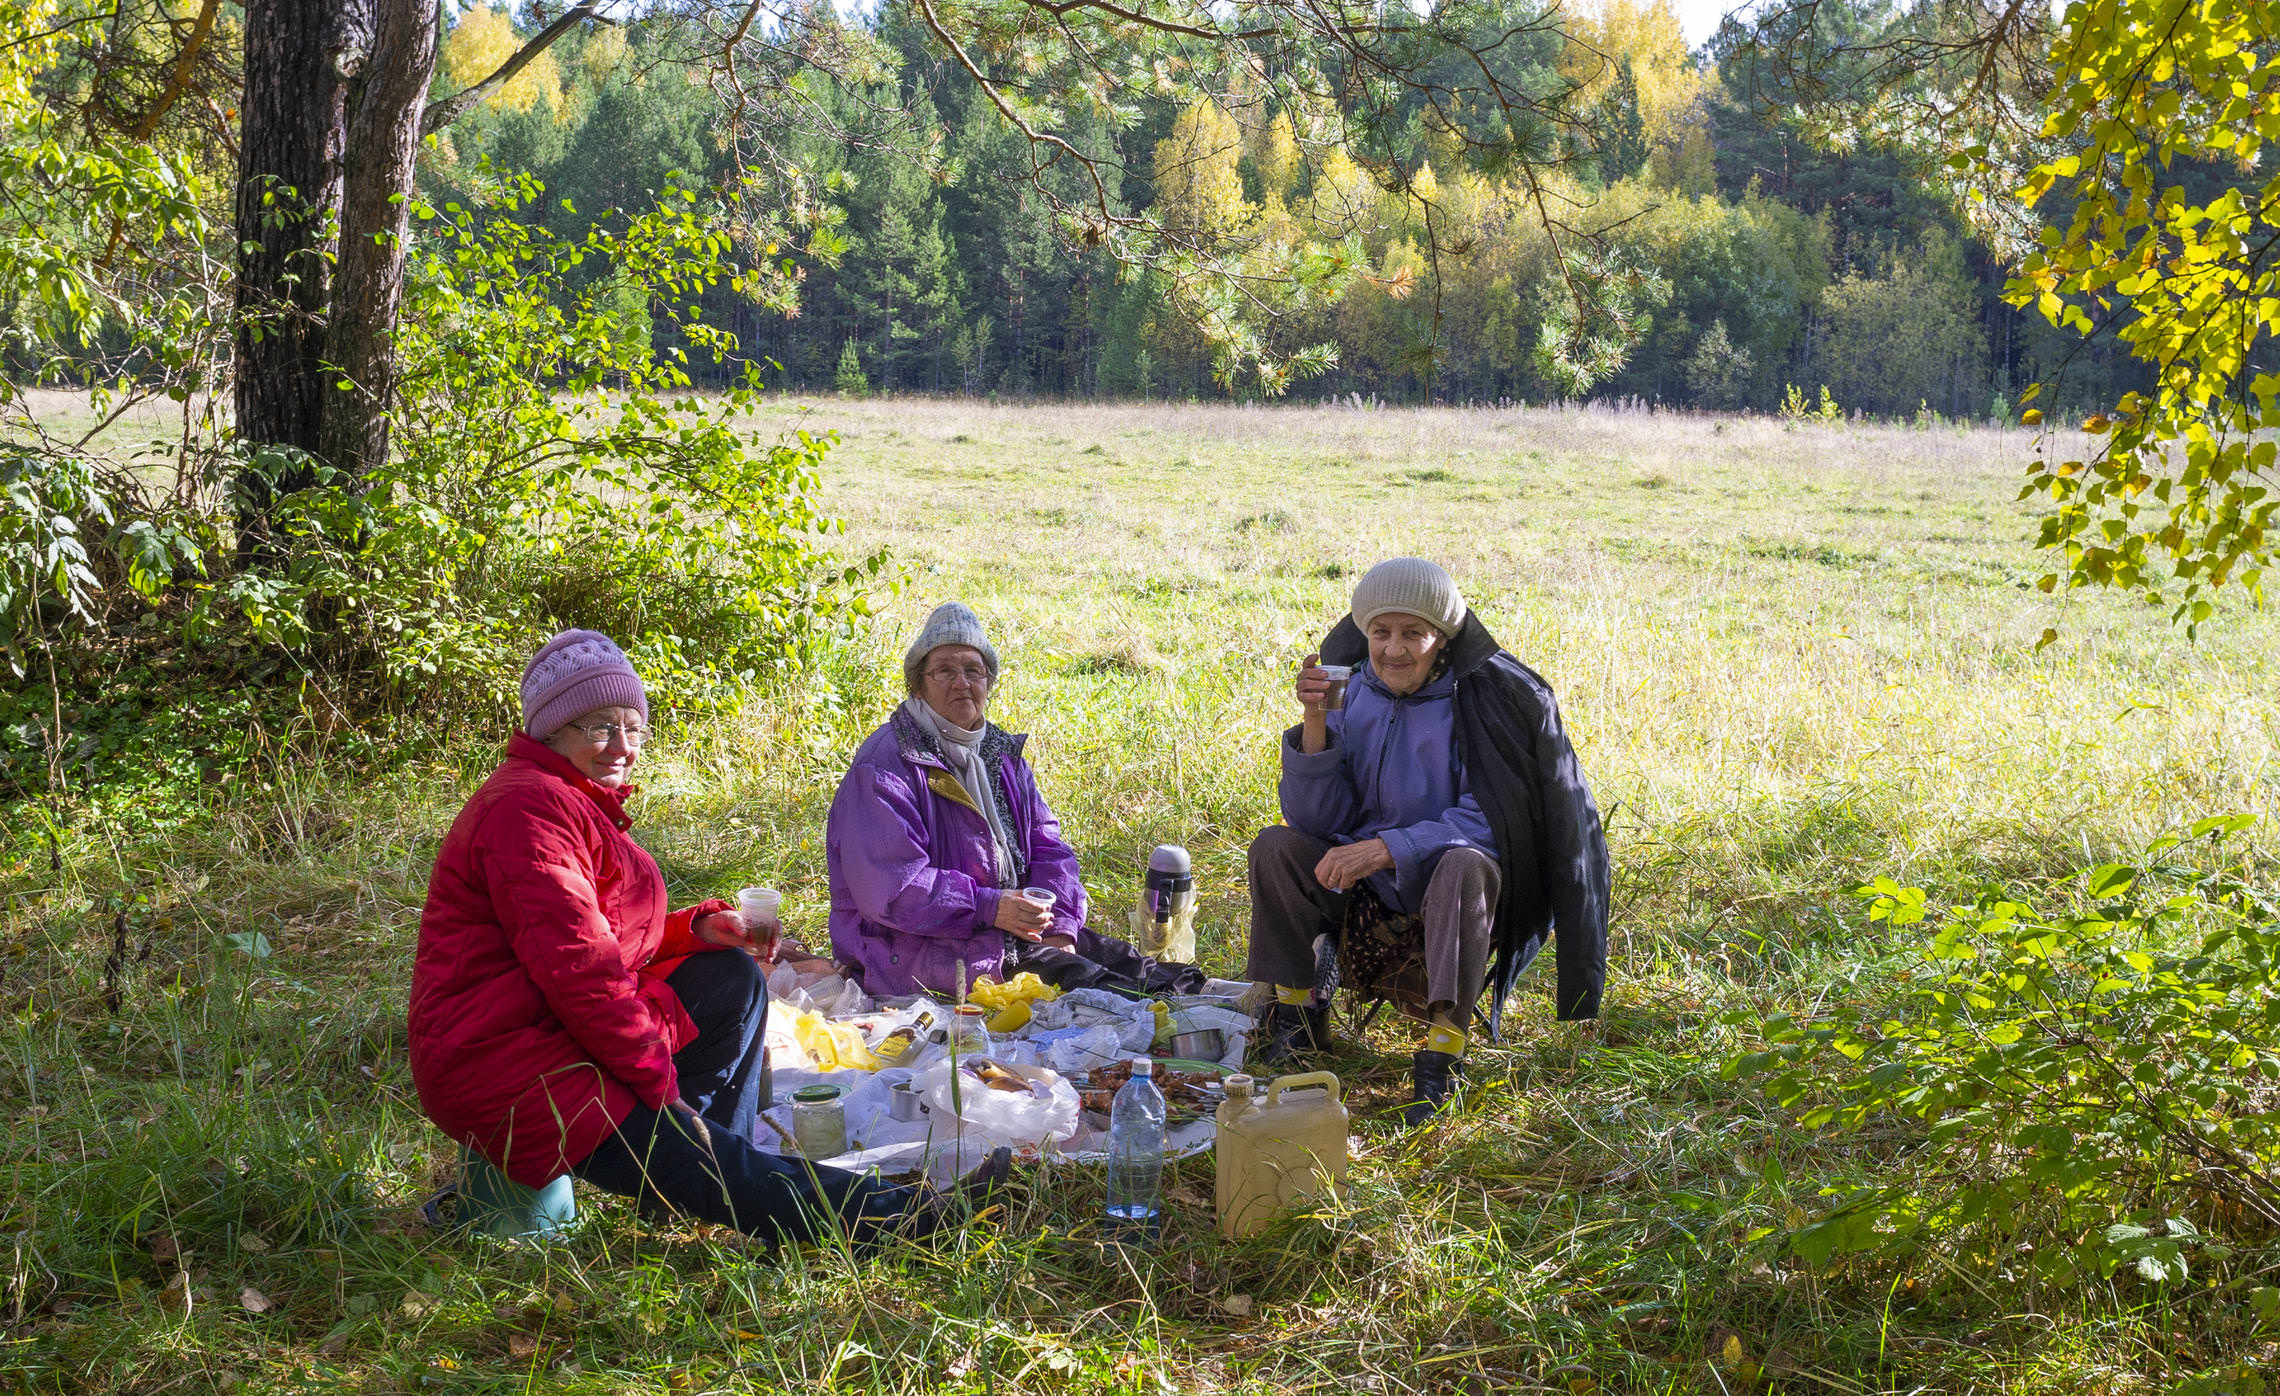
1277, 659, 1497, 913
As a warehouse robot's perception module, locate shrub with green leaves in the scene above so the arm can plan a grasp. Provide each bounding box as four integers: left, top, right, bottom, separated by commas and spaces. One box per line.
267, 169, 891, 717
1729, 814, 2280, 1286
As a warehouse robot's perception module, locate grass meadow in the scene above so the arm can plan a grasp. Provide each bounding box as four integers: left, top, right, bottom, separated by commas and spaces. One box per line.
4, 395, 2276, 1394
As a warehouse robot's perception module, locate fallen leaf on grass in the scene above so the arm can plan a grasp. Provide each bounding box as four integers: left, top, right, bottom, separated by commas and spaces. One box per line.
239, 1287, 276, 1314
238, 1233, 270, 1253
1219, 1293, 1253, 1318
317, 1334, 349, 1358
149, 1233, 179, 1265
159, 1273, 193, 1316
507, 1332, 539, 1359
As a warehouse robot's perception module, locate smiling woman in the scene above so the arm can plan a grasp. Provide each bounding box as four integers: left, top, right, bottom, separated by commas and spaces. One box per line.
825, 603, 1205, 999
1244, 559, 1612, 1124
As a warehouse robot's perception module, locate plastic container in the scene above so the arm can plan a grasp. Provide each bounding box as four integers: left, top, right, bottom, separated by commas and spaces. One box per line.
1316, 664, 1354, 710
1213, 1070, 1349, 1239
458, 1145, 577, 1239
1104, 1058, 1166, 1243
737, 886, 783, 928
790, 1084, 848, 1159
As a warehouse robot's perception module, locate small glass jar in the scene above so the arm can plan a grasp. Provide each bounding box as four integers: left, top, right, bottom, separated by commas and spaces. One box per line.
790, 1084, 847, 1159
947, 1003, 992, 1055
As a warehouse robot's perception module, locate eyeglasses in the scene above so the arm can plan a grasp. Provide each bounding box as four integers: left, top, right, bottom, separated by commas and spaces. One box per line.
564, 720, 650, 748
924, 665, 991, 688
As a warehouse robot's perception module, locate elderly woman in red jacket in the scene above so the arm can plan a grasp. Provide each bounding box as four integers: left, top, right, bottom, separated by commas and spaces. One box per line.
409, 630, 999, 1246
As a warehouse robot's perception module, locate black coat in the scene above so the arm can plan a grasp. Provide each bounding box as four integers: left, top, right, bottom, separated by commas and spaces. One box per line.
1321, 612, 1610, 1027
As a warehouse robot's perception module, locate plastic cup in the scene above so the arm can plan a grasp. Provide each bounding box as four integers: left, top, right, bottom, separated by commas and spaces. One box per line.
1021, 886, 1056, 911
737, 886, 782, 928
1317, 664, 1354, 710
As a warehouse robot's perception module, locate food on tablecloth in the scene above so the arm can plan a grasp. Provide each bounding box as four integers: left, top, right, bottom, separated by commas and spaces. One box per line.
972, 1060, 1031, 1093
1074, 1060, 1222, 1118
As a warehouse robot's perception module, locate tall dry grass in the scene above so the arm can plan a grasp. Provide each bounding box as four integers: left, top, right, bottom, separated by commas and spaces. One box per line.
1, 396, 2272, 1394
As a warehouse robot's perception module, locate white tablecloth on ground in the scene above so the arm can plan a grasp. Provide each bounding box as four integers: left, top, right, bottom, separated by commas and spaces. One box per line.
754, 981, 1253, 1182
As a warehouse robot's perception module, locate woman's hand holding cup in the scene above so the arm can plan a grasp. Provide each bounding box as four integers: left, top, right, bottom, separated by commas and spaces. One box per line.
1295, 651, 1332, 711
994, 889, 1054, 941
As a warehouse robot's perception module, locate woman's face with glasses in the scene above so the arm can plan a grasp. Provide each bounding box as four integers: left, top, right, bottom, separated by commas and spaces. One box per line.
544, 705, 648, 788
918, 645, 992, 729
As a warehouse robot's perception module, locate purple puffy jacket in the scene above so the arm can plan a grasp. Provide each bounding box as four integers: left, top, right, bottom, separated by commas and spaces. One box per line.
825, 706, 1089, 996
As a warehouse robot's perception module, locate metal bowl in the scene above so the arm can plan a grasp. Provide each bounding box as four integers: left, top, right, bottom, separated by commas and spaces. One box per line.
1169, 1027, 1225, 1061
886, 1081, 928, 1122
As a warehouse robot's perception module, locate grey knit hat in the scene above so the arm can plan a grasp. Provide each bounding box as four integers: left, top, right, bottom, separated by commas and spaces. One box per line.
903, 602, 1001, 693
1350, 558, 1467, 637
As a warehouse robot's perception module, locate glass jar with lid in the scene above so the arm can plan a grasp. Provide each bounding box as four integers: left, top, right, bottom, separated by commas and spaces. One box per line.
790, 1084, 848, 1159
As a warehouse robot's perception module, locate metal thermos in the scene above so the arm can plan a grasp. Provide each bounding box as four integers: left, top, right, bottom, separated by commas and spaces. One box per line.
1144, 844, 1192, 928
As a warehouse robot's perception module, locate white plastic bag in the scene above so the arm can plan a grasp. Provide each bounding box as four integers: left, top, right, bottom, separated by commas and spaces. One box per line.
1041, 1024, 1128, 1074
912, 1058, 1079, 1153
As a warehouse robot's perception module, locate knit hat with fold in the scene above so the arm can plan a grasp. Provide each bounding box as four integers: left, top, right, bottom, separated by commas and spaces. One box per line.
521, 629, 648, 738
902, 602, 1001, 693
1350, 558, 1468, 637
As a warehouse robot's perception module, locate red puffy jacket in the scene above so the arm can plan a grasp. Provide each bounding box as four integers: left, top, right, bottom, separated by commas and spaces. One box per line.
408, 734, 731, 1185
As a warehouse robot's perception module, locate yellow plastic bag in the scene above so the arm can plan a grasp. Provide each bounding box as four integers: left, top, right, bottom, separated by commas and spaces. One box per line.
967, 972, 1062, 1012
790, 1009, 881, 1072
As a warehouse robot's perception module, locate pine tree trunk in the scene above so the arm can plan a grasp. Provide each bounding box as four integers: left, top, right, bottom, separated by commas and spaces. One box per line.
316, 0, 438, 480
233, 0, 371, 555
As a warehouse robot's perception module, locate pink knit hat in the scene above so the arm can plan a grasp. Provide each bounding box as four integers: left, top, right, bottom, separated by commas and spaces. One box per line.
520, 630, 648, 738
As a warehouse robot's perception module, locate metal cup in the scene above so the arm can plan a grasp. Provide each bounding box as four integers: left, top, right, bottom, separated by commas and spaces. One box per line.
887, 1081, 926, 1122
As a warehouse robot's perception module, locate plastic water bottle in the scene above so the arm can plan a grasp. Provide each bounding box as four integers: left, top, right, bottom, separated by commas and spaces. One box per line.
1104, 1057, 1166, 1242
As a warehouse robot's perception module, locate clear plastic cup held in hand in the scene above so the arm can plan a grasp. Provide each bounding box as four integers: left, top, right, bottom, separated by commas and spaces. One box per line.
1020, 886, 1057, 936
1104, 1057, 1166, 1243
737, 886, 782, 928
737, 886, 783, 959
1316, 664, 1354, 710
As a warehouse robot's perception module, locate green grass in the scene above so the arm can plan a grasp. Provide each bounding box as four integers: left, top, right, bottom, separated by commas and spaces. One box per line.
5, 396, 2277, 1393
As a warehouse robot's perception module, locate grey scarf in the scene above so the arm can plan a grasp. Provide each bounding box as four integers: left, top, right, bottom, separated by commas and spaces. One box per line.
903, 697, 1020, 888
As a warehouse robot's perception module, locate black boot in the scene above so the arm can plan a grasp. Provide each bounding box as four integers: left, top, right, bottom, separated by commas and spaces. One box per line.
1256, 1000, 1330, 1068
1399, 1049, 1462, 1126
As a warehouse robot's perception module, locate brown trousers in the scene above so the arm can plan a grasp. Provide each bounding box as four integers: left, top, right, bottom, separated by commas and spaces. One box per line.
1243, 825, 1499, 1019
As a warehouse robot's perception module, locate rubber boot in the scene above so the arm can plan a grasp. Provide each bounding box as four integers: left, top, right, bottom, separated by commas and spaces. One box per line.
1399, 1049, 1462, 1126
1256, 1000, 1330, 1068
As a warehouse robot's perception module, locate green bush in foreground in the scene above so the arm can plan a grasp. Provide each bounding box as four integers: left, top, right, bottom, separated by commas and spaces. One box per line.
1733, 815, 2280, 1305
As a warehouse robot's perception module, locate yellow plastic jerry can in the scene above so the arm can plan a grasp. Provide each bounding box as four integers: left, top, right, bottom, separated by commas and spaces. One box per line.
1215, 1070, 1349, 1239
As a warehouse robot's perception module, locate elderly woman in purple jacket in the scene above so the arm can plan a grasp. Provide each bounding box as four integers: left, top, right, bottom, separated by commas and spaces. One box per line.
827, 603, 1200, 999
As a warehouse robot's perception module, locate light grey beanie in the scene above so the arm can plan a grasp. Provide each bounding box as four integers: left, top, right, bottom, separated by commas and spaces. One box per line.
1350, 558, 1467, 636
903, 602, 1001, 693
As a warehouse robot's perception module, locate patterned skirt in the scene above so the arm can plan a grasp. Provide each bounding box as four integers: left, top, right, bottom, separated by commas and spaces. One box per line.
1336, 882, 1432, 1023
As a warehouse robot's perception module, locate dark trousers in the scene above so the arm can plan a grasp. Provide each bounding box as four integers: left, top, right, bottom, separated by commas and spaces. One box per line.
1011, 924, 1206, 995
1244, 825, 1499, 1022
571, 951, 921, 1248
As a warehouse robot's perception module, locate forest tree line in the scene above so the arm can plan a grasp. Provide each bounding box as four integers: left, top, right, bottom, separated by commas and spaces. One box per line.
420, 0, 2153, 418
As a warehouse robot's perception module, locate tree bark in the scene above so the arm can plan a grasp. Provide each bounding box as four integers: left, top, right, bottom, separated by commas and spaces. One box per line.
317, 0, 439, 481
233, 0, 371, 555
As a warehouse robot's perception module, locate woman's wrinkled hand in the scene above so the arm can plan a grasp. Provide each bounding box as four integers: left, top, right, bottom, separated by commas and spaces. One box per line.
695, 909, 780, 962
1295, 651, 1331, 712
1314, 837, 1393, 892
993, 891, 1054, 941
